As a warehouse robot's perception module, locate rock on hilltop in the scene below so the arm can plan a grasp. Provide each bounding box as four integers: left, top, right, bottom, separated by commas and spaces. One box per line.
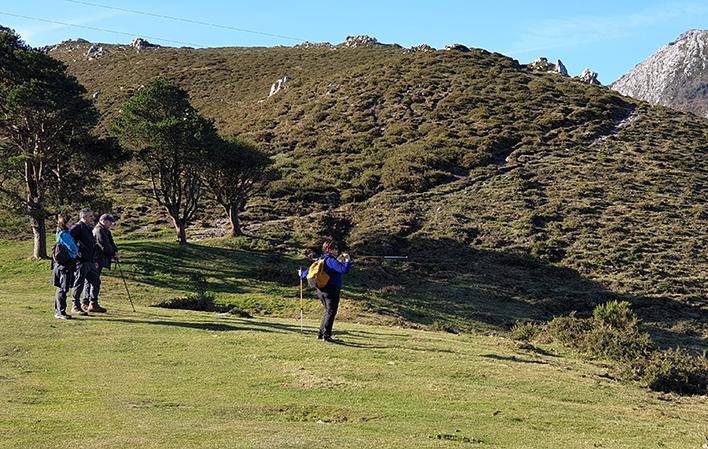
610, 29, 708, 117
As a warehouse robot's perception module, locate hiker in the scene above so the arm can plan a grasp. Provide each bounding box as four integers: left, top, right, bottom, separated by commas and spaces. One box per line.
70, 208, 105, 314
85, 214, 120, 305
52, 213, 79, 319
300, 240, 352, 342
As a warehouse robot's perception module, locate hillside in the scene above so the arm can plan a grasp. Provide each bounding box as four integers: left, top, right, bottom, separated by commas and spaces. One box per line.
0, 239, 706, 449
10, 39, 706, 341
611, 29, 708, 117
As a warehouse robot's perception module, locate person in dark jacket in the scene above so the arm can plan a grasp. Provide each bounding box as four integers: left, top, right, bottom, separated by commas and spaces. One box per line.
70, 208, 104, 314
85, 214, 120, 304
300, 239, 352, 342
52, 213, 79, 319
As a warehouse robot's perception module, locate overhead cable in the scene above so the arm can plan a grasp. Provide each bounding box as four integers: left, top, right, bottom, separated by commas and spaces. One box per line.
0, 11, 201, 47
64, 0, 308, 42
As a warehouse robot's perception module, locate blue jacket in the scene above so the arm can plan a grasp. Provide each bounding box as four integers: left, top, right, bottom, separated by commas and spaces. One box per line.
300, 254, 352, 289
57, 230, 79, 260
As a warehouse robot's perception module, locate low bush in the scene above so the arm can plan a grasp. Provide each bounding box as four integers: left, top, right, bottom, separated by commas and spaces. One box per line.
510, 321, 543, 341
635, 348, 708, 395
535, 302, 704, 395
154, 291, 216, 311
544, 316, 593, 346
592, 300, 637, 330
583, 325, 654, 363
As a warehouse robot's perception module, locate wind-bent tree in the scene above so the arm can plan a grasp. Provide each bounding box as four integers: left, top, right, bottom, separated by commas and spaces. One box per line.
203, 138, 272, 236
0, 28, 101, 259
114, 78, 216, 245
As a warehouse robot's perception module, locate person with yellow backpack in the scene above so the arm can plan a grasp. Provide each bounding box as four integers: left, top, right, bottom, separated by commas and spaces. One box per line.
299, 239, 352, 342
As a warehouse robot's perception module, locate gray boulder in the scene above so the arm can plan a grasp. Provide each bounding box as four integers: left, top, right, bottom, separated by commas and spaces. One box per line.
444, 44, 469, 52
295, 41, 333, 48
409, 44, 435, 52
340, 35, 382, 48
269, 75, 290, 97
131, 37, 159, 51
85, 44, 104, 60
577, 68, 601, 85
556, 59, 568, 76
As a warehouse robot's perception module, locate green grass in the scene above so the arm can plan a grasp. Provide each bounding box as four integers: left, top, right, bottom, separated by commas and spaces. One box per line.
1, 238, 707, 448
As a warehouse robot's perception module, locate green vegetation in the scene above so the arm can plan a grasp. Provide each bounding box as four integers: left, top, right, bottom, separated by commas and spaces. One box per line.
24, 42, 703, 346
514, 302, 708, 395
1, 238, 707, 449
0, 30, 113, 258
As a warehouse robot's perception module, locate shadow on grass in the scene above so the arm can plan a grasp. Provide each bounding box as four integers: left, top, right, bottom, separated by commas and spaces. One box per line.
110, 237, 706, 346
480, 354, 548, 365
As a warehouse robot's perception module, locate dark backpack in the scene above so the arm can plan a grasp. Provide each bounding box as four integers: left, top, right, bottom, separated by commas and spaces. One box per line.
52, 242, 71, 266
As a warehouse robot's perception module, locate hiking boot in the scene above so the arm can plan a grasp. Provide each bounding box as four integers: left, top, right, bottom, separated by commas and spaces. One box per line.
87, 303, 107, 313
55, 311, 72, 320
71, 305, 88, 316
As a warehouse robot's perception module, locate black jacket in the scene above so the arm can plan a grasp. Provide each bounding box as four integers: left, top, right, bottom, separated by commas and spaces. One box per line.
94, 223, 118, 269
70, 221, 98, 264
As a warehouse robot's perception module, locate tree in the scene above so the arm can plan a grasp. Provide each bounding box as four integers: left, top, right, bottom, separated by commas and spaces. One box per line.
114, 78, 216, 245
203, 137, 272, 236
0, 28, 102, 259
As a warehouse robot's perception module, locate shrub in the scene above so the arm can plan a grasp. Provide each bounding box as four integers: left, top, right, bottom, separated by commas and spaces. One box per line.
381, 140, 464, 192
544, 316, 593, 346
593, 300, 637, 330
583, 326, 654, 363
635, 349, 708, 395
155, 291, 216, 311
510, 321, 542, 341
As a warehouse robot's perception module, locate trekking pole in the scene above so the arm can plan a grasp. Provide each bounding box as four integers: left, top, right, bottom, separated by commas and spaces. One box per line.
116, 259, 136, 312
357, 255, 408, 260
299, 268, 304, 333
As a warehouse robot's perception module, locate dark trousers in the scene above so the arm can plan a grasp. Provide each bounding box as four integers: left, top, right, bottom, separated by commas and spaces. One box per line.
54, 265, 75, 313
317, 285, 341, 339
72, 262, 100, 307
83, 265, 103, 305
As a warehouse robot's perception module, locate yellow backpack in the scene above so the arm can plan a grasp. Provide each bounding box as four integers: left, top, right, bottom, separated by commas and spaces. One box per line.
306, 257, 330, 289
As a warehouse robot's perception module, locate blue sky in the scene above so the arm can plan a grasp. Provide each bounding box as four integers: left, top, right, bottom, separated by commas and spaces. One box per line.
2, 0, 707, 83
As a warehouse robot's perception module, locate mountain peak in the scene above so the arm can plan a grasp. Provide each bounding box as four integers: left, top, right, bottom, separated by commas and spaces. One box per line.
610, 30, 708, 117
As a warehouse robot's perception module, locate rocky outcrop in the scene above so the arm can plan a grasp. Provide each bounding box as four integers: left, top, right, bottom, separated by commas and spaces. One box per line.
528, 57, 568, 76
409, 44, 435, 52
610, 29, 708, 117
131, 37, 159, 51
85, 44, 104, 60
269, 75, 290, 96
339, 35, 382, 48
444, 44, 469, 52
576, 68, 600, 85
295, 41, 333, 48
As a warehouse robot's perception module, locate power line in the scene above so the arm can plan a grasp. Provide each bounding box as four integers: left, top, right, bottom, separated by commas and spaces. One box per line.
64, 0, 308, 43
0, 11, 201, 47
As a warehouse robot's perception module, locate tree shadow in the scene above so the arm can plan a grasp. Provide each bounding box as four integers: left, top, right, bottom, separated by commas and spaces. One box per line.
108, 241, 296, 294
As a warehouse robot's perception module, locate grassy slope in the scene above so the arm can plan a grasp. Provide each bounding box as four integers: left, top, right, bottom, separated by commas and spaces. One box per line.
1, 239, 706, 449
6, 42, 702, 343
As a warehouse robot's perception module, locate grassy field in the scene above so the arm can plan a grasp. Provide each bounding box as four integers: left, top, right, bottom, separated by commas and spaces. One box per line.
0, 239, 706, 449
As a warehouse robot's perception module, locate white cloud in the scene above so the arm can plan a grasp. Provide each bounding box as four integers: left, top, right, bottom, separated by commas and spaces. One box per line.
505, 2, 708, 56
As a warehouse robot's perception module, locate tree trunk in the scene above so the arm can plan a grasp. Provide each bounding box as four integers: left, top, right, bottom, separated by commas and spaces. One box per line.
173, 217, 188, 245
226, 204, 242, 237
31, 215, 47, 260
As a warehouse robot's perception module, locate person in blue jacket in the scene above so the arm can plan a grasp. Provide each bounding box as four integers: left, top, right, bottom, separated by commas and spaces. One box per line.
300, 239, 352, 342
52, 213, 79, 319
